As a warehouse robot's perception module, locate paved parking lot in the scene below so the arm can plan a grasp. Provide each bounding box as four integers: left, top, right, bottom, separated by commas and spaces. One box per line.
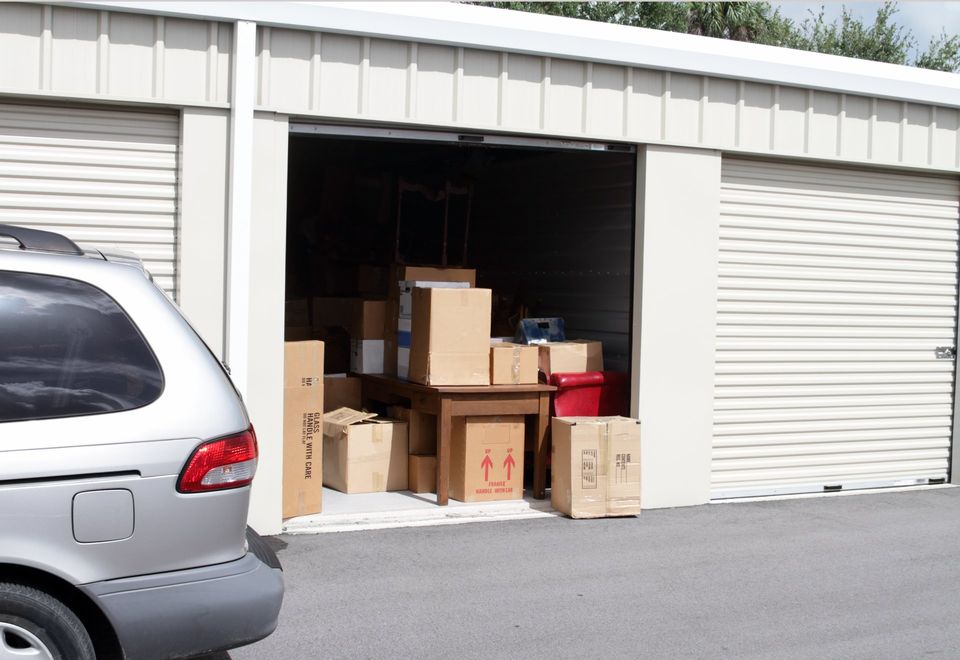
231, 487, 960, 659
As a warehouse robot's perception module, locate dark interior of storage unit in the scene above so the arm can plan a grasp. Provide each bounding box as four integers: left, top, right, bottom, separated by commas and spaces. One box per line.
285, 133, 636, 373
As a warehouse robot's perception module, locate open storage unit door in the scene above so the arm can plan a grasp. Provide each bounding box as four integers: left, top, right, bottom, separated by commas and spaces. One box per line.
712, 158, 960, 498
283, 123, 636, 519
0, 102, 180, 299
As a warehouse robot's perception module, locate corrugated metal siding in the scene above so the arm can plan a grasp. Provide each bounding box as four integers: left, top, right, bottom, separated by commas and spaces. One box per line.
0, 3, 231, 107
0, 102, 180, 298
712, 158, 960, 497
257, 26, 960, 173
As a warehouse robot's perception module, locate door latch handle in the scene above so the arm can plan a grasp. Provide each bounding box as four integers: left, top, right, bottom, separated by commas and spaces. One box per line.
935, 346, 955, 360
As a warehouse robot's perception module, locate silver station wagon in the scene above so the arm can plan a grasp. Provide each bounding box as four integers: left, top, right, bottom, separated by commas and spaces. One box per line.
0, 224, 283, 659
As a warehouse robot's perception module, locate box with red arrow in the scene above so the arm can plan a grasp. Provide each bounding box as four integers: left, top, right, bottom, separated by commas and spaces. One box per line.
450, 415, 525, 502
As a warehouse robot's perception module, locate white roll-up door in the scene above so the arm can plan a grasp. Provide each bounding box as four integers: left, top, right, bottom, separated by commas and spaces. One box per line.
713, 158, 960, 498
0, 102, 179, 298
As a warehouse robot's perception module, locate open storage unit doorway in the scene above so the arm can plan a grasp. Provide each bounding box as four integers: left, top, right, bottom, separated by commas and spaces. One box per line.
284, 123, 637, 521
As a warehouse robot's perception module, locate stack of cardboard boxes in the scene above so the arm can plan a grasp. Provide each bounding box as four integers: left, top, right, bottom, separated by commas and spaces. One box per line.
281, 262, 641, 519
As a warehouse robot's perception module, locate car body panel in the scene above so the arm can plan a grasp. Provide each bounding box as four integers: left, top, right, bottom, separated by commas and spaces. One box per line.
0, 237, 282, 657
82, 552, 283, 660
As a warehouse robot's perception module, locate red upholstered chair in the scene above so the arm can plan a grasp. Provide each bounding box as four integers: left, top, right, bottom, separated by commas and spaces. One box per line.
550, 371, 630, 418
529, 371, 631, 494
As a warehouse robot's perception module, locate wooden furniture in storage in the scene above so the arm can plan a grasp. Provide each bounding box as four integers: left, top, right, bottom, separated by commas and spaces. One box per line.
359, 374, 556, 504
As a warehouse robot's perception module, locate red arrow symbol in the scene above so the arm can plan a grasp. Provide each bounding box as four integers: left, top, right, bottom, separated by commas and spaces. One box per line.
503, 453, 516, 480
481, 455, 494, 481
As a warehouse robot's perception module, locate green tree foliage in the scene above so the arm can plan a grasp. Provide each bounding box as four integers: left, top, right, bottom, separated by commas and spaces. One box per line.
480, 2, 960, 73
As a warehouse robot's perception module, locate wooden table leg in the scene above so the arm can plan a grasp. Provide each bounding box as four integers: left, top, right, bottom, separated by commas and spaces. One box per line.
533, 392, 550, 499
436, 396, 452, 505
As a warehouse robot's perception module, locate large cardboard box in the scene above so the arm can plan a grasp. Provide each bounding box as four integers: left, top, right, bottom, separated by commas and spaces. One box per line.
408, 454, 437, 494
388, 406, 437, 454
350, 339, 384, 374
450, 416, 524, 502
399, 280, 470, 318
551, 416, 641, 519
384, 266, 476, 375
408, 287, 492, 386
322, 408, 408, 493
323, 375, 362, 412
283, 341, 324, 519
313, 298, 386, 340
538, 340, 604, 379
490, 342, 539, 385
397, 281, 471, 379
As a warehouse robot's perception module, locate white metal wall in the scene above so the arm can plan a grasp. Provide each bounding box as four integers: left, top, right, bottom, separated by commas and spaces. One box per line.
0, 102, 180, 298
0, 3, 232, 108
256, 26, 960, 173
712, 158, 960, 497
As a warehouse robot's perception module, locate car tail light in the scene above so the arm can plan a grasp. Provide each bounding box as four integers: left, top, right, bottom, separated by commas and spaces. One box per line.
178, 426, 258, 493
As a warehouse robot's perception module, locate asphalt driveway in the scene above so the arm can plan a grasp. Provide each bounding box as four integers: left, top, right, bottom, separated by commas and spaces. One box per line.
231, 487, 960, 659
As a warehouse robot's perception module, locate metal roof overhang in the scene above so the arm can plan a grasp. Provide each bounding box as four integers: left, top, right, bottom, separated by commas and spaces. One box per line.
60, 0, 960, 108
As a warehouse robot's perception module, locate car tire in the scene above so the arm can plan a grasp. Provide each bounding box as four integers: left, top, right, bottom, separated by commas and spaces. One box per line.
0, 582, 95, 660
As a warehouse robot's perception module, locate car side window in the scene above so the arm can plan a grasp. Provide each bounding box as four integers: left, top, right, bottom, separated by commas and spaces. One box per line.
0, 271, 163, 423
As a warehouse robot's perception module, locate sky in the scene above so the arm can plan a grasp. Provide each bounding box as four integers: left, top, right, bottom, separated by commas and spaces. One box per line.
774, 1, 960, 56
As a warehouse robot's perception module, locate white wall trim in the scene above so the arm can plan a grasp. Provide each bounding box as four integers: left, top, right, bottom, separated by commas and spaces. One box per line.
62, 1, 960, 109
225, 20, 256, 397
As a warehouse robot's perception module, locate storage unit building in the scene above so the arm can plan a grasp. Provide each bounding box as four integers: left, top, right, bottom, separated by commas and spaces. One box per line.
0, 1, 957, 534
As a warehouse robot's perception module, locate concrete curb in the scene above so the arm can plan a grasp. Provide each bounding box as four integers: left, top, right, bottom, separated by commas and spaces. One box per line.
283, 498, 561, 534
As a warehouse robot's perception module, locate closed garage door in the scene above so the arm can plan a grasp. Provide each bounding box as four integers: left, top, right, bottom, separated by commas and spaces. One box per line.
0, 102, 179, 298
713, 158, 960, 498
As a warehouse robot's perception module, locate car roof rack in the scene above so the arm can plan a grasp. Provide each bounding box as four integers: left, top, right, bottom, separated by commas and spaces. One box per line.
0, 224, 84, 256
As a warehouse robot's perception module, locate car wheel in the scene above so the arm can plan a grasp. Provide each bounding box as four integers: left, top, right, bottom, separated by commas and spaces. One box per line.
0, 583, 94, 660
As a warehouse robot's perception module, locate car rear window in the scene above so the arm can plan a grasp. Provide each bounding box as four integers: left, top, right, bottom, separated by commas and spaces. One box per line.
0, 271, 163, 423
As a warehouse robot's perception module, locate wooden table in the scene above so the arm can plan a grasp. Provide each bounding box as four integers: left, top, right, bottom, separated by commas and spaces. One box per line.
359, 374, 556, 505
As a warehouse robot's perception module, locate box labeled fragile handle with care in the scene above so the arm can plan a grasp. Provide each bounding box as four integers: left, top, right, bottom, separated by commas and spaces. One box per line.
283, 341, 324, 519
450, 415, 524, 502
551, 416, 641, 519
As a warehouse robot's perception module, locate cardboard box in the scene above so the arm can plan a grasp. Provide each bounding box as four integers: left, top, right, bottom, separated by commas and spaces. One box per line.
408, 454, 437, 494
396, 281, 470, 378
551, 416, 641, 519
388, 406, 437, 454
399, 280, 470, 318
350, 339, 384, 374
538, 340, 604, 379
323, 375, 362, 412
285, 299, 311, 327
284, 339, 324, 389
392, 265, 476, 289
408, 287, 492, 386
283, 341, 324, 519
384, 266, 476, 375
313, 298, 386, 340
490, 342, 539, 385
322, 408, 408, 493
450, 415, 524, 502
